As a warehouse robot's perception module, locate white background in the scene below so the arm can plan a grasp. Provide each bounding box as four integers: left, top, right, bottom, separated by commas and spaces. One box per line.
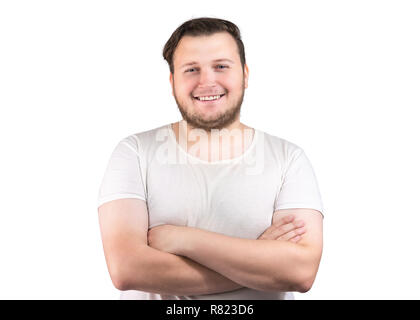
0, 0, 419, 299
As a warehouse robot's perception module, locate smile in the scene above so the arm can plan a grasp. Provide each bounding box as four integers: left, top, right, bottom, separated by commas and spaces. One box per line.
194, 94, 225, 102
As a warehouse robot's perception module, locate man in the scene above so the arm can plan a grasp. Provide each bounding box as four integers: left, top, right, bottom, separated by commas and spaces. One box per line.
97, 17, 324, 300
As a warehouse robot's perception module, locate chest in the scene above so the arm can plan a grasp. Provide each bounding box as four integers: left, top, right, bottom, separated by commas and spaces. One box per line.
146, 162, 281, 239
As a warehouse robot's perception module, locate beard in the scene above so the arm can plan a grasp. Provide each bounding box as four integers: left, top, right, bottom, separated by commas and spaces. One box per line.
173, 80, 245, 132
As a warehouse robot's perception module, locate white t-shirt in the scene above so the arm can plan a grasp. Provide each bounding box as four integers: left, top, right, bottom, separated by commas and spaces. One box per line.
97, 123, 324, 300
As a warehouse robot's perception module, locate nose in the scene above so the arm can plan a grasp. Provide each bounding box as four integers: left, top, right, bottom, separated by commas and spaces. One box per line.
198, 67, 216, 87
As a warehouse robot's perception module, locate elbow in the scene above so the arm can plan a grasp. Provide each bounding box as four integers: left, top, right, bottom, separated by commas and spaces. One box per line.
271, 273, 315, 293
107, 246, 152, 291
108, 262, 133, 291
295, 276, 315, 293
111, 274, 130, 291
290, 251, 322, 293
294, 267, 318, 293
275, 266, 318, 293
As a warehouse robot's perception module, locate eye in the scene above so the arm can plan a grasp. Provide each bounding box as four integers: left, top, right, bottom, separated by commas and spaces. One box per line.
185, 68, 197, 73
216, 65, 228, 70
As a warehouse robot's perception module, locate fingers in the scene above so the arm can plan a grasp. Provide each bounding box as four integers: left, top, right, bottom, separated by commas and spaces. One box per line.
257, 215, 307, 243
267, 215, 294, 234
281, 214, 295, 224
276, 226, 306, 241
289, 235, 302, 243
270, 219, 305, 240
258, 215, 295, 240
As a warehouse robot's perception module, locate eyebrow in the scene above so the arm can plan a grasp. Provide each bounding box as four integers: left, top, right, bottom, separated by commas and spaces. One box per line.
180, 59, 235, 69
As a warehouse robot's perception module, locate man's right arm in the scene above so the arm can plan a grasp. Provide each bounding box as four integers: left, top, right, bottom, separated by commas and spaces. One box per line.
98, 198, 243, 296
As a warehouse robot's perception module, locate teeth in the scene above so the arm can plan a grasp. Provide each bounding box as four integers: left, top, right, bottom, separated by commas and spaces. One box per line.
198, 95, 221, 101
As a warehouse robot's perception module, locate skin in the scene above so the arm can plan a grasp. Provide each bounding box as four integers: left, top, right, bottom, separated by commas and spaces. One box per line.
98, 198, 308, 295
98, 31, 322, 295
147, 209, 322, 292
145, 32, 323, 293
169, 32, 254, 162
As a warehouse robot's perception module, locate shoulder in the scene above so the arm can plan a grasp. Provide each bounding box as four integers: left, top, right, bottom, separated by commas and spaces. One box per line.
119, 123, 171, 152
258, 129, 305, 163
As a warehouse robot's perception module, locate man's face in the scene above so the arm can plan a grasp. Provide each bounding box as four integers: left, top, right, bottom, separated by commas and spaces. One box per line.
170, 32, 249, 131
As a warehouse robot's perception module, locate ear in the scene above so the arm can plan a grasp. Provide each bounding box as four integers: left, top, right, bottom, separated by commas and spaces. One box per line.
243, 64, 249, 89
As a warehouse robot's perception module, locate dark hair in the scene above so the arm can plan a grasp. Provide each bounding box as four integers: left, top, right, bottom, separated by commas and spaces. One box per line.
163, 17, 246, 74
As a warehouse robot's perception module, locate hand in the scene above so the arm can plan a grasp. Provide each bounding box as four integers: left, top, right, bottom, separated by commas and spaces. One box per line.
257, 215, 306, 243
147, 224, 184, 254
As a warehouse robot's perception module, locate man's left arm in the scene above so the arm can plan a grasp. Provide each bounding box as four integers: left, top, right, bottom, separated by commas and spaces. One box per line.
148, 208, 323, 293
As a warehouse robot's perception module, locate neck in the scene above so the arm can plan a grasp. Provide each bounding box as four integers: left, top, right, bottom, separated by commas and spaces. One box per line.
171, 119, 255, 162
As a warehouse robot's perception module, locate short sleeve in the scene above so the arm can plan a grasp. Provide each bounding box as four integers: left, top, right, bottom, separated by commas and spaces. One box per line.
274, 148, 324, 217
97, 135, 147, 208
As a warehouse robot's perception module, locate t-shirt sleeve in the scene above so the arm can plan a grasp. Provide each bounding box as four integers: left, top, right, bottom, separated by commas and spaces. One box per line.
274, 148, 324, 217
97, 135, 147, 208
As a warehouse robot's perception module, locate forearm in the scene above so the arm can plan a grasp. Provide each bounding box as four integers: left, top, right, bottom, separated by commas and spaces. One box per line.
123, 245, 244, 296
178, 227, 311, 292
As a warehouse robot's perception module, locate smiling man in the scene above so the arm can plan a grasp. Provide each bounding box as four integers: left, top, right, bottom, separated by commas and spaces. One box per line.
171, 31, 246, 132
97, 17, 324, 300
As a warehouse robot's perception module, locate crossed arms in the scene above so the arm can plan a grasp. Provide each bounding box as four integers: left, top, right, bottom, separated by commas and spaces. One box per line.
98, 198, 323, 296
